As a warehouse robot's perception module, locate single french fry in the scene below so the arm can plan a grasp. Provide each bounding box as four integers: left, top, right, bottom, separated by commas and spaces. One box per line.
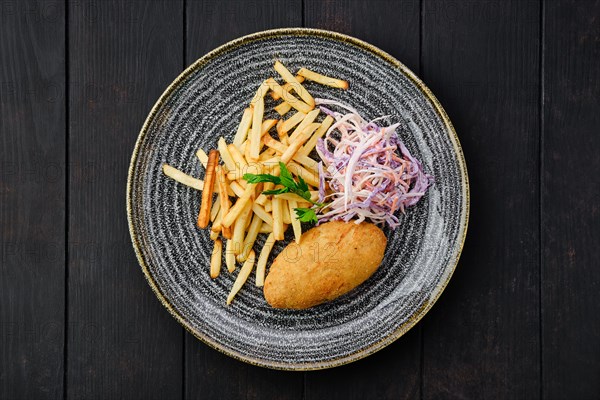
222, 183, 255, 228
233, 107, 253, 147
210, 194, 221, 222
288, 199, 302, 244
249, 82, 267, 162
275, 120, 288, 145
237, 214, 262, 262
274, 61, 315, 107
210, 201, 223, 233
281, 124, 319, 164
225, 239, 236, 273
210, 239, 222, 279
163, 164, 235, 196
231, 201, 253, 254
280, 111, 306, 134
274, 191, 319, 203
259, 224, 273, 233
226, 250, 256, 305
288, 109, 320, 143
282, 199, 292, 224
274, 101, 292, 116
218, 138, 237, 173
265, 78, 313, 114
196, 149, 209, 168
229, 181, 245, 197
197, 150, 219, 228
255, 232, 276, 286
216, 166, 232, 239
272, 196, 285, 241
299, 115, 334, 156
251, 202, 274, 226
297, 67, 349, 90
229, 144, 248, 168
271, 74, 305, 100
162, 164, 205, 191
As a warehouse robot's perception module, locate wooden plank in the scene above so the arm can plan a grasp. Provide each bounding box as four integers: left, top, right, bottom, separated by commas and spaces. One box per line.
67, 2, 183, 398
184, 2, 303, 399
0, 0, 65, 398
186, 0, 303, 64
542, 1, 600, 397
421, 1, 541, 399
304, 1, 421, 399
305, 0, 420, 72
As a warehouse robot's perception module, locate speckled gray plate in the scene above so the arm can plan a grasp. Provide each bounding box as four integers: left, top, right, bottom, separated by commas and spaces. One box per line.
127, 28, 469, 370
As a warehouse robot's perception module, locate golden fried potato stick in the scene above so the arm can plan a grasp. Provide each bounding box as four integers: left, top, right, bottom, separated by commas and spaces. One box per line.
225, 239, 236, 273
210, 239, 222, 279
233, 107, 253, 147
298, 115, 334, 156
265, 78, 313, 114
222, 183, 255, 228
216, 166, 232, 239
255, 232, 276, 286
288, 199, 302, 244
227, 249, 256, 305
231, 201, 253, 255
274, 61, 315, 107
197, 150, 219, 228
288, 109, 320, 143
297, 67, 349, 90
237, 214, 262, 262
270, 74, 305, 100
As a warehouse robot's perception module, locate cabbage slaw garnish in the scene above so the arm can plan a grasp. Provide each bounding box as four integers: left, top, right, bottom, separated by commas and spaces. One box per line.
315, 98, 433, 229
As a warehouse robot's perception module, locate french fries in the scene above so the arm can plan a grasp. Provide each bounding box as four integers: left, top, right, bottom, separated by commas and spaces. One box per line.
225, 239, 236, 273
288, 199, 302, 243
227, 250, 255, 305
231, 201, 253, 255
197, 150, 219, 228
162, 164, 205, 191
299, 115, 334, 156
271, 74, 305, 100
216, 166, 232, 239
265, 78, 313, 114
222, 183, 255, 228
297, 67, 349, 90
238, 214, 262, 262
250, 91, 265, 162
233, 107, 253, 147
161, 60, 348, 304
272, 197, 285, 241
255, 232, 275, 286
274, 61, 315, 107
210, 239, 222, 278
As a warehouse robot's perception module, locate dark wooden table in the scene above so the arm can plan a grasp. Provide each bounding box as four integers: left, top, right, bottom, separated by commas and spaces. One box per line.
2, 1, 599, 399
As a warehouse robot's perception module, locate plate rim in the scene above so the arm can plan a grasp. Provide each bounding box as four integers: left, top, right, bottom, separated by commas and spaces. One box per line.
126, 27, 470, 370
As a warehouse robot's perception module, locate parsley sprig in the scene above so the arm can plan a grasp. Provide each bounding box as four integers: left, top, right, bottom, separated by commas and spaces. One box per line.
243, 162, 323, 223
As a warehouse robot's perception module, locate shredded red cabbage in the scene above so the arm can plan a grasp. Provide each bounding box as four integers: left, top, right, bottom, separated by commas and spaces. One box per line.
315, 98, 433, 229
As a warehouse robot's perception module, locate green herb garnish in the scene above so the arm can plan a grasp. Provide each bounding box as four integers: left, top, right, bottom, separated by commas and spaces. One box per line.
243, 162, 323, 224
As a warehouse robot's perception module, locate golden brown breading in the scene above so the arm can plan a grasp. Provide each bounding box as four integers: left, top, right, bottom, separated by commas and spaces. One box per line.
264, 221, 387, 309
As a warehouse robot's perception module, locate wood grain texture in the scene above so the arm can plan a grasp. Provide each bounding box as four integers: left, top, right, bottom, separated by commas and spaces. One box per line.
0, 1, 65, 398
185, 2, 304, 399
421, 1, 541, 399
67, 2, 184, 398
304, 1, 421, 399
304, 0, 420, 73
542, 1, 600, 398
186, 0, 303, 65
